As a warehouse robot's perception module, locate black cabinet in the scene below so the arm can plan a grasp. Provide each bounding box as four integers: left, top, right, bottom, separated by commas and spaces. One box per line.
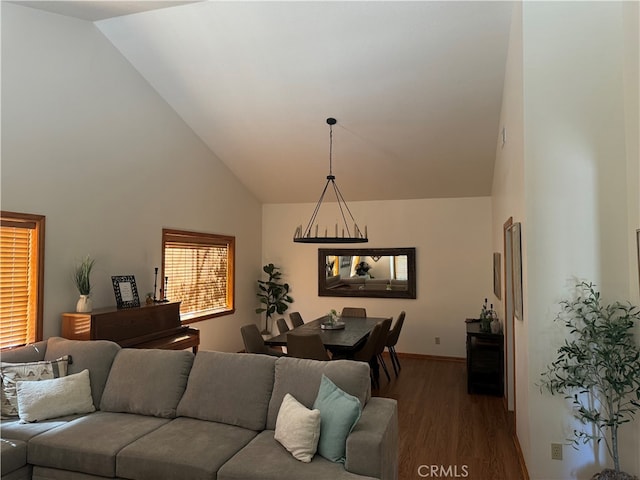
466, 322, 503, 396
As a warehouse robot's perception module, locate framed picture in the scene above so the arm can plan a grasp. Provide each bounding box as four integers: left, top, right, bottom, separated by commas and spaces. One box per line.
493, 252, 501, 299
112, 275, 140, 309
512, 223, 523, 320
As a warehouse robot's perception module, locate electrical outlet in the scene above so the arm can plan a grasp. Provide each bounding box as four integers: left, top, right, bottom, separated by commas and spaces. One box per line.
551, 443, 563, 460
435, 337, 440, 345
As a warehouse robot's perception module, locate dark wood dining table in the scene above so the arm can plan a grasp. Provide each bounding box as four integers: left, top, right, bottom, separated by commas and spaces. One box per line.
264, 315, 391, 384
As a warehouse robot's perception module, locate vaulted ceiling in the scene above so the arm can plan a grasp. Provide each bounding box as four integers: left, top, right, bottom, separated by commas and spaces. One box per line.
14, 1, 514, 204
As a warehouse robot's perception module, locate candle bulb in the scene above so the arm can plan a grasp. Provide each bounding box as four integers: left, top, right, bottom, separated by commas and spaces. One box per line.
365, 225, 368, 238
335, 224, 338, 237
315, 224, 318, 237
324, 227, 328, 237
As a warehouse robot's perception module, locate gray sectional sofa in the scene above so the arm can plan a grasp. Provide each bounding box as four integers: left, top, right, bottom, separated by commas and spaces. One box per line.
1, 336, 398, 480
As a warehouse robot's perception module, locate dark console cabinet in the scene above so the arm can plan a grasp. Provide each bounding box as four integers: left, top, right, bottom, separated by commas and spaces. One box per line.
466, 322, 504, 396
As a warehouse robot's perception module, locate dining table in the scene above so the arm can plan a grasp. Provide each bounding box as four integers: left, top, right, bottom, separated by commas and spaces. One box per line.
264, 315, 391, 383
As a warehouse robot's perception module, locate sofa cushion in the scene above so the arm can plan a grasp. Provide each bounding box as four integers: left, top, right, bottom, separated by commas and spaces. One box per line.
177, 351, 276, 430
1, 356, 69, 417
0, 416, 85, 442
31, 466, 108, 480
17, 370, 95, 422
27, 412, 170, 478
313, 374, 362, 463
0, 341, 47, 364
44, 337, 120, 409
1, 438, 27, 476
274, 393, 321, 463
266, 358, 370, 430
217, 430, 378, 480
100, 348, 193, 418
116, 417, 257, 480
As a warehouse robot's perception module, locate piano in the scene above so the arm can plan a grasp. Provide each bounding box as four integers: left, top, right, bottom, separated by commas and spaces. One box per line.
61, 301, 199, 353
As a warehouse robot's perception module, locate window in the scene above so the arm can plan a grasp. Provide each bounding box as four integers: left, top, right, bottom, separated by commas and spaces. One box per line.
0, 211, 45, 349
162, 229, 235, 324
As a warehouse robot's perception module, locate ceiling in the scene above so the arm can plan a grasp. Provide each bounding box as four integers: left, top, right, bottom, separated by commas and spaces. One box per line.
15, 1, 514, 204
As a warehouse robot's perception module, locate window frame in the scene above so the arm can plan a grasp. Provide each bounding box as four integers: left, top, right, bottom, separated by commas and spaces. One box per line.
161, 228, 235, 324
0, 211, 45, 349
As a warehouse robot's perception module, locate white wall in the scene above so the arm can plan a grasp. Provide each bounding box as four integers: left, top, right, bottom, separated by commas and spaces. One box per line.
492, 0, 528, 450
1, 3, 263, 353
263, 197, 492, 358
492, 3, 639, 478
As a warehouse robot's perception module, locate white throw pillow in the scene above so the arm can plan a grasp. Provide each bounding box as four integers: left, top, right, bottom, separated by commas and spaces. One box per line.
16, 369, 95, 423
1, 356, 69, 417
274, 393, 321, 463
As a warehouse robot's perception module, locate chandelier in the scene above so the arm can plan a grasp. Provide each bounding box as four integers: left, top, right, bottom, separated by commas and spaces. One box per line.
293, 117, 368, 244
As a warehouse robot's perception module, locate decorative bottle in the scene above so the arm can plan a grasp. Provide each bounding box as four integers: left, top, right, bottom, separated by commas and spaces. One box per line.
480, 298, 491, 332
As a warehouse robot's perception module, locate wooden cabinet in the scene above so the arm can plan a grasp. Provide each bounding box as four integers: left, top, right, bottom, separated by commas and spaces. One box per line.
61, 302, 199, 352
466, 322, 503, 396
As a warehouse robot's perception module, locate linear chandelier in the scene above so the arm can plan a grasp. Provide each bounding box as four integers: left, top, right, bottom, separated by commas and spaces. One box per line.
293, 117, 368, 244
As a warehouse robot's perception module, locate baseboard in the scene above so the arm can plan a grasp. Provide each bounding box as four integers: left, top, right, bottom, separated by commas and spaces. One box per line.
393, 351, 465, 363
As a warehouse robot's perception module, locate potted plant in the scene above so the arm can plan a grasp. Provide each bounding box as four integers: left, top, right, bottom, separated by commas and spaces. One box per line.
355, 261, 371, 277
255, 263, 294, 334
74, 255, 95, 313
540, 281, 640, 480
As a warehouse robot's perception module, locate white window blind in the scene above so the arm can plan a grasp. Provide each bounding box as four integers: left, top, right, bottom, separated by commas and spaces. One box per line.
0, 213, 44, 349
394, 255, 408, 280
162, 229, 235, 323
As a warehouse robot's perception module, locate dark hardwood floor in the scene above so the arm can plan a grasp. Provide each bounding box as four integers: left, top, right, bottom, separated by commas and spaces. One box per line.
374, 354, 526, 480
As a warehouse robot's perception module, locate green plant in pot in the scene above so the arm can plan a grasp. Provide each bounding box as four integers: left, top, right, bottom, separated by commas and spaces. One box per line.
539, 281, 640, 480
255, 263, 293, 334
74, 255, 95, 313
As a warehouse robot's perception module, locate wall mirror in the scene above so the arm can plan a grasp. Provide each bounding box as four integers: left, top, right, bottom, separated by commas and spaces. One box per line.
318, 247, 416, 299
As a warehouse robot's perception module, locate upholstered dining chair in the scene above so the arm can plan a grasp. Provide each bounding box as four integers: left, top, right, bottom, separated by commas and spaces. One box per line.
286, 332, 331, 361
341, 307, 367, 318
374, 318, 393, 382
289, 311, 305, 328
240, 324, 285, 357
352, 317, 392, 388
276, 318, 290, 335
386, 311, 406, 376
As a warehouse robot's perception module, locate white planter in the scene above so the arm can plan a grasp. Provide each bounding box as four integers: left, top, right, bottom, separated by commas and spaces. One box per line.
76, 295, 92, 313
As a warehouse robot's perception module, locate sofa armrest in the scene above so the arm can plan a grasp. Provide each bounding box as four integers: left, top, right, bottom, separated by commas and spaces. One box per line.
345, 397, 398, 480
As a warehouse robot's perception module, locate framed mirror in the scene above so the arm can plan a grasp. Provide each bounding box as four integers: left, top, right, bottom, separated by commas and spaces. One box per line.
318, 247, 416, 299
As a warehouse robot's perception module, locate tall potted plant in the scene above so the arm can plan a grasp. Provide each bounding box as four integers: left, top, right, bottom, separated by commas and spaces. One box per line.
540, 282, 640, 480
256, 263, 294, 334
74, 255, 95, 313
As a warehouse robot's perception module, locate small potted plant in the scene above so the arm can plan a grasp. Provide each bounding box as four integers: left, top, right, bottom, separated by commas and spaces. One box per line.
539, 281, 640, 480
74, 255, 95, 313
355, 261, 372, 277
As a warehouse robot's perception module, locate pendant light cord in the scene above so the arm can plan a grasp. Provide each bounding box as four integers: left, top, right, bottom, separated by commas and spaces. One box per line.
328, 123, 333, 177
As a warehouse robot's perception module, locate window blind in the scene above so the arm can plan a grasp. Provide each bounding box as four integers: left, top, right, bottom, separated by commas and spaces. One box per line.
162, 229, 235, 323
394, 255, 408, 280
0, 219, 37, 349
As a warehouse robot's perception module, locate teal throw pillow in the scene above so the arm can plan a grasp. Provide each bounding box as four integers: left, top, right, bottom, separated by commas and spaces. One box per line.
312, 374, 362, 463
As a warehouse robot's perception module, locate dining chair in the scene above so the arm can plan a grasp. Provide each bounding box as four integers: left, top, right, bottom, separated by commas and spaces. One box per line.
352, 317, 392, 388
286, 332, 331, 361
289, 311, 305, 328
240, 324, 285, 357
386, 311, 406, 376
374, 318, 393, 382
276, 317, 290, 334
341, 307, 367, 318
